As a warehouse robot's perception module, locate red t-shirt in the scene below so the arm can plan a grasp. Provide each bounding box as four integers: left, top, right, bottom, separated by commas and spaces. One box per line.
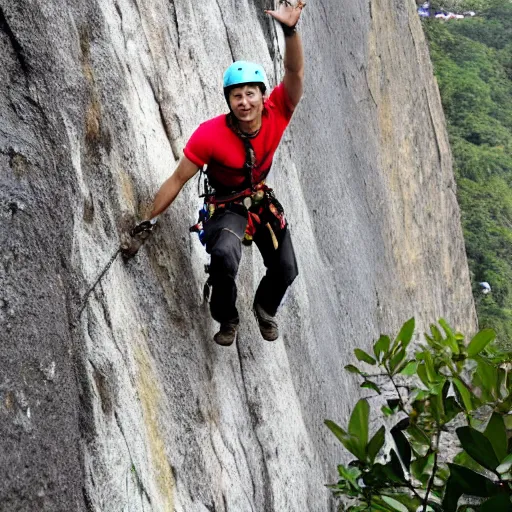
184, 83, 293, 192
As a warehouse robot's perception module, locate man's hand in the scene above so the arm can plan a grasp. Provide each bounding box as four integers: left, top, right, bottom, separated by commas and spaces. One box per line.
265, 0, 306, 28
131, 218, 158, 237
120, 218, 158, 260
266, 0, 305, 109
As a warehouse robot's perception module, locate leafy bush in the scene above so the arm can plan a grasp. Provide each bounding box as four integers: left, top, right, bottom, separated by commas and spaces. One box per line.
326, 318, 512, 511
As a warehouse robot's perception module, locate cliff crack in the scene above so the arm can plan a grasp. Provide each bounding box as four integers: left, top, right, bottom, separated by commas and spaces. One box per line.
214, 0, 235, 62
239, 439, 257, 503
148, 78, 179, 160
165, 0, 180, 49
408, 20, 418, 55
0, 7, 29, 74
426, 93, 443, 167
270, 21, 281, 87
83, 485, 95, 512
209, 427, 256, 512
406, 18, 443, 164
318, 2, 335, 37
235, 344, 274, 512
114, 1, 123, 22
362, 67, 378, 108
129, 0, 143, 29
114, 412, 152, 504
198, 75, 210, 115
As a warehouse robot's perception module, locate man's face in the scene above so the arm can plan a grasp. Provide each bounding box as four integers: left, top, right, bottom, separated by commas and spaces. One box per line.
228, 84, 264, 124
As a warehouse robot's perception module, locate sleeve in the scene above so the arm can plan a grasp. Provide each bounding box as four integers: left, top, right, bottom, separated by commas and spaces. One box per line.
183, 122, 213, 167
266, 83, 294, 123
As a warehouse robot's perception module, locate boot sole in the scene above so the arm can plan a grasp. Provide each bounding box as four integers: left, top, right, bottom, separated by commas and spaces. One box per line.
214, 339, 235, 346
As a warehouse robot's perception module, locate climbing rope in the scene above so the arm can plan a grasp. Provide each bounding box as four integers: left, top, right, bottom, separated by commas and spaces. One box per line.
76, 219, 157, 320
77, 247, 121, 317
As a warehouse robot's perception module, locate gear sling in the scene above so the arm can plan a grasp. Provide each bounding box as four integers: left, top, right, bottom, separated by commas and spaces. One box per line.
189, 116, 298, 325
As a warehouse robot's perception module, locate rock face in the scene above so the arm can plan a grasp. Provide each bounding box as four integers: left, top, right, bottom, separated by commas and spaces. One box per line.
0, 0, 476, 511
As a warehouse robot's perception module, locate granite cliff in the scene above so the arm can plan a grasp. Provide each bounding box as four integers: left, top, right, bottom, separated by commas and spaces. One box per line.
0, 0, 476, 510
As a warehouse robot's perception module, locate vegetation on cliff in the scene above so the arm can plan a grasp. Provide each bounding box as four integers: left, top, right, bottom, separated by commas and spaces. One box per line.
327, 319, 512, 511
423, 0, 512, 348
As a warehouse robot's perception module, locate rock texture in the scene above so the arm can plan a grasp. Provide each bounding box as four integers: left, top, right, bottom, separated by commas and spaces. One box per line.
0, 0, 476, 511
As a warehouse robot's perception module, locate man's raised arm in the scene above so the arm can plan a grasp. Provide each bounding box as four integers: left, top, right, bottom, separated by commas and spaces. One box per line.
265, 1, 305, 109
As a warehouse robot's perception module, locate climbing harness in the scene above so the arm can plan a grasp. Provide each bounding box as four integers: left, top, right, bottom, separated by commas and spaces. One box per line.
190, 181, 285, 303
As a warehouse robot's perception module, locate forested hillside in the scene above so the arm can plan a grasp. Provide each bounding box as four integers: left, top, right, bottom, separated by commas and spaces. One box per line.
423, 0, 512, 348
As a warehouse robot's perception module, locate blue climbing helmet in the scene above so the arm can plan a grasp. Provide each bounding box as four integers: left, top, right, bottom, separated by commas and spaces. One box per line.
223, 61, 267, 104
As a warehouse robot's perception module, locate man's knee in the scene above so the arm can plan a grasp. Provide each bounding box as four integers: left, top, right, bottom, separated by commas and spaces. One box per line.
279, 236, 299, 285
209, 230, 242, 279
281, 260, 298, 286
267, 256, 298, 287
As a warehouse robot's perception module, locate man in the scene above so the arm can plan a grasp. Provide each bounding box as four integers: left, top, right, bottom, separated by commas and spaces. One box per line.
130, 1, 305, 346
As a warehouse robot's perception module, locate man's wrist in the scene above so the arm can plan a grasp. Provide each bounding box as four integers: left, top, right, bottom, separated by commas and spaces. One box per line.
280, 22, 297, 37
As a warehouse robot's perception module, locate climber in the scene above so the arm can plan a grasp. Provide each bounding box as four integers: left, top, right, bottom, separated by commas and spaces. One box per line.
417, 1, 430, 17
124, 1, 305, 346
479, 282, 491, 295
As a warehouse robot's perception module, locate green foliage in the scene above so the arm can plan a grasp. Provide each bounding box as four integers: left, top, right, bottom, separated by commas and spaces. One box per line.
326, 319, 512, 511
423, 1, 512, 349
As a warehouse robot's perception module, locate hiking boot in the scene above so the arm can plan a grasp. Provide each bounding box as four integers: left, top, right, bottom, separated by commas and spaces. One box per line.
253, 303, 279, 341
214, 321, 238, 346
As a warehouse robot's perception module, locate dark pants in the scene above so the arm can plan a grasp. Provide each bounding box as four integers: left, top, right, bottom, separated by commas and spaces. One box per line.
204, 204, 298, 324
